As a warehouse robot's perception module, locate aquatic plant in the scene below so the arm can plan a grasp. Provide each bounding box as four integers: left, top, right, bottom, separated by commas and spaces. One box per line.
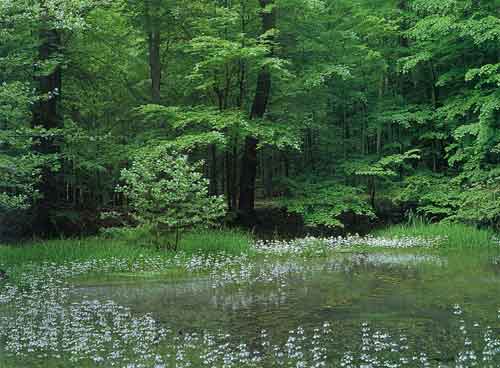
1, 250, 499, 367
254, 234, 444, 255
1, 232, 499, 367
377, 223, 499, 249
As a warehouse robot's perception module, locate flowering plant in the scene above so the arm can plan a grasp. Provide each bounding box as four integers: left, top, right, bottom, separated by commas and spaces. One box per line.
118, 145, 226, 250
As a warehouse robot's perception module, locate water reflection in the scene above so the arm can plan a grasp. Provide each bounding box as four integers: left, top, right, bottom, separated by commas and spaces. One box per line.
74, 251, 500, 342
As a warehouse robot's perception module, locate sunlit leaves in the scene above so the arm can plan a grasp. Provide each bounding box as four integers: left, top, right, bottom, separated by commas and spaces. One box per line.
462, 16, 500, 45
282, 182, 375, 228
398, 51, 432, 74
375, 107, 433, 128
0, 82, 42, 213
186, 34, 291, 93
1, 0, 109, 32
466, 64, 500, 87
400, 0, 500, 189
304, 64, 352, 88
410, 0, 458, 15
118, 145, 226, 241
397, 172, 500, 228
353, 150, 421, 178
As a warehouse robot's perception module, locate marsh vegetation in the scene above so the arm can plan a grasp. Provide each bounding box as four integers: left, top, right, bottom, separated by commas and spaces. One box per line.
1, 225, 500, 367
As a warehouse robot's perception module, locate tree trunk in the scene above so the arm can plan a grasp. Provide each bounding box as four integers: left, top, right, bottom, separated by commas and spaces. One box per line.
398, 0, 409, 47
283, 152, 289, 178
209, 144, 218, 195
264, 149, 273, 198
370, 178, 376, 209
148, 30, 161, 104
376, 126, 382, 156
32, 26, 62, 236
225, 151, 232, 210
238, 0, 276, 214
429, 62, 438, 108
239, 136, 259, 213
231, 141, 238, 209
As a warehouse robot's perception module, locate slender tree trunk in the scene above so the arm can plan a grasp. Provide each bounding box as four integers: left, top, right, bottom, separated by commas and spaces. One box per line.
148, 30, 162, 104
225, 151, 232, 210
231, 141, 238, 209
283, 153, 289, 178
238, 0, 276, 215
174, 227, 180, 252
239, 135, 260, 213
432, 141, 437, 172
429, 62, 438, 108
32, 23, 62, 236
264, 149, 273, 198
376, 127, 382, 156
209, 144, 218, 195
376, 75, 385, 157
370, 178, 376, 209
398, 0, 409, 47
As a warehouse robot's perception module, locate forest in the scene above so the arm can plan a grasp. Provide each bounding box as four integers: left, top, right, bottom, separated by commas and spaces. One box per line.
1, 0, 499, 239
1, 1, 500, 367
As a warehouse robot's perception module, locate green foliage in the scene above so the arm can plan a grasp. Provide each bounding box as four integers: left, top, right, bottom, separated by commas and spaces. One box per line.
304, 64, 352, 88
118, 145, 226, 248
452, 181, 500, 230
282, 181, 375, 229
378, 222, 498, 249
396, 172, 500, 229
354, 150, 421, 178
396, 173, 461, 220
176, 229, 252, 255
0, 229, 252, 271
0, 73, 58, 238
1, 0, 499, 239
0, 127, 47, 212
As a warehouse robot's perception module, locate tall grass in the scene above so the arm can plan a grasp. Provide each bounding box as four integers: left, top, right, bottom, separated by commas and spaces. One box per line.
0, 228, 253, 268
0, 238, 154, 267
177, 229, 253, 255
377, 222, 498, 249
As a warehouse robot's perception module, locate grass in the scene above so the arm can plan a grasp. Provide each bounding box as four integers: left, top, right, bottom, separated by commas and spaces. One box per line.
1, 222, 497, 272
0, 238, 149, 267
377, 222, 498, 249
177, 229, 253, 255
0, 228, 253, 269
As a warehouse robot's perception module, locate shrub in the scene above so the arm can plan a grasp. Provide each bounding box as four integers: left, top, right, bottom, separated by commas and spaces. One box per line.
118, 145, 226, 250
396, 172, 500, 229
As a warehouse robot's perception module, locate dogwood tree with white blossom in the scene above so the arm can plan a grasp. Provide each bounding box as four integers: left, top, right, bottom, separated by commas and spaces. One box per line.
119, 145, 226, 250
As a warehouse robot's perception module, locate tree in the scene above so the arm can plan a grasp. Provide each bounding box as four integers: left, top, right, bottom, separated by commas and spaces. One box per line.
118, 145, 226, 250
2, 0, 499, 239
31, 6, 64, 235
0, 0, 63, 237
352, 149, 421, 208
282, 181, 375, 229
239, 0, 277, 216
0, 0, 110, 237
122, 0, 171, 103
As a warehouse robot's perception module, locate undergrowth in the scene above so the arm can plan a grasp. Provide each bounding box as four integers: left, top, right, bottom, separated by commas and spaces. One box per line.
377, 222, 498, 249
0, 228, 253, 268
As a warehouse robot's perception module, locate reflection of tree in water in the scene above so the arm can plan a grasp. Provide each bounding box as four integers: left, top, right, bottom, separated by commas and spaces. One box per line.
72, 252, 499, 351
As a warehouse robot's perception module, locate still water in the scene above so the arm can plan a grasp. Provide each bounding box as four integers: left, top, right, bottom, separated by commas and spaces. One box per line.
75, 251, 500, 360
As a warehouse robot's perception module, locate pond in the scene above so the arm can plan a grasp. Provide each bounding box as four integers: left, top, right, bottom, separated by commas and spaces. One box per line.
70, 250, 500, 365
1, 242, 500, 367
